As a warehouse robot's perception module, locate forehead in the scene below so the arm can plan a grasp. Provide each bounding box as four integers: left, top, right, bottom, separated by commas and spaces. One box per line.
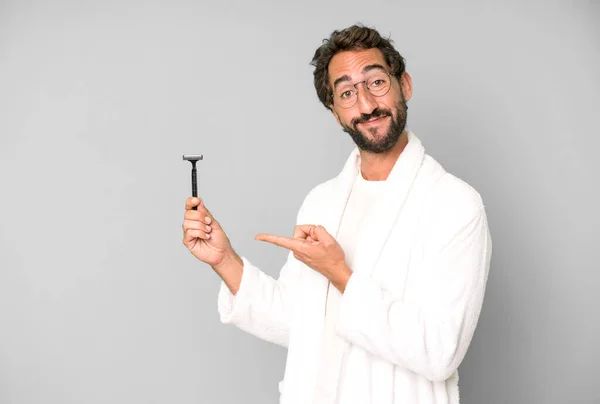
328, 48, 389, 86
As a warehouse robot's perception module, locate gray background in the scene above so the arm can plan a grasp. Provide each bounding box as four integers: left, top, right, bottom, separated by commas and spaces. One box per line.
1, 1, 598, 403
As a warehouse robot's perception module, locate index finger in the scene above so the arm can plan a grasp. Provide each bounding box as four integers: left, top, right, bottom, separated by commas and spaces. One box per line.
255, 233, 306, 253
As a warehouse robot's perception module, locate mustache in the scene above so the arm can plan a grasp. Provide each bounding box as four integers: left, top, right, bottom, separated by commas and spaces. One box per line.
351, 108, 392, 126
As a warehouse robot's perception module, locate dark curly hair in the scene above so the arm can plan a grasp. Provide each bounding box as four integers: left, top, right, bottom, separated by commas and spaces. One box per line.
310, 24, 406, 111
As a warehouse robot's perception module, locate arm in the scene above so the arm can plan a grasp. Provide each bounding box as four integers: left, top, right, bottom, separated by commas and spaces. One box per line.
336, 207, 492, 381
217, 250, 301, 348
216, 191, 318, 348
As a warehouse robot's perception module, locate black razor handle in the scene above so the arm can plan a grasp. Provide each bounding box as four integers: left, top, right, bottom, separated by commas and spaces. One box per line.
191, 163, 198, 210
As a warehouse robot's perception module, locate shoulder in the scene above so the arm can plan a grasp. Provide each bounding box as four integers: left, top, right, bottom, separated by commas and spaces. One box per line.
294, 178, 337, 220
424, 155, 487, 229
437, 173, 484, 213
305, 178, 337, 202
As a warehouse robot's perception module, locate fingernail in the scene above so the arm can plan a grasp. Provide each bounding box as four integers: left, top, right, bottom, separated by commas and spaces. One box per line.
205, 217, 212, 224
206, 225, 211, 232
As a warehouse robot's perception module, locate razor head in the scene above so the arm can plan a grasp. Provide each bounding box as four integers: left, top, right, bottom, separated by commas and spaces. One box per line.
182, 154, 203, 162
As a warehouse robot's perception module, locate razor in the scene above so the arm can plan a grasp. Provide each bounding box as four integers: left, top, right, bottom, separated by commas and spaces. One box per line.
182, 154, 203, 210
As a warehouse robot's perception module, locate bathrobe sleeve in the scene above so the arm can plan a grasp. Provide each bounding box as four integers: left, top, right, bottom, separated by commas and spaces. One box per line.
217, 252, 301, 348
216, 190, 316, 348
337, 194, 492, 382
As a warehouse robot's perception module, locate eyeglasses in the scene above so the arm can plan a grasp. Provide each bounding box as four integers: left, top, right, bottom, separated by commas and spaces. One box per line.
332, 71, 393, 109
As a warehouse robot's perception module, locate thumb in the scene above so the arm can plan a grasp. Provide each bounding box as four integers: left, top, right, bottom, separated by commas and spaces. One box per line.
294, 224, 316, 239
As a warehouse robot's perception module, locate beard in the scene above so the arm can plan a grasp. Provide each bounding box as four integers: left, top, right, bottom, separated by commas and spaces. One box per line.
341, 95, 408, 154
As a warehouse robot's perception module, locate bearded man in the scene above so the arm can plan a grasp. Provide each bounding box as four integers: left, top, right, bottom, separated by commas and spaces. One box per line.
182, 24, 492, 404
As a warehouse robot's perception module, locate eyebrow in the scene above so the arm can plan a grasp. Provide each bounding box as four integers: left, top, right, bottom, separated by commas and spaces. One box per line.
332, 64, 387, 89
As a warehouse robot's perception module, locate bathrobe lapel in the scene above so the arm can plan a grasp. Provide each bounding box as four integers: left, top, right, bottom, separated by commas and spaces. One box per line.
308, 130, 426, 318
351, 131, 425, 276
343, 132, 427, 404
281, 132, 426, 404
280, 144, 360, 404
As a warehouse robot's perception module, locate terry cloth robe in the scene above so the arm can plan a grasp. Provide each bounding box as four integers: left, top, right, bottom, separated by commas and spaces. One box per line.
217, 131, 492, 404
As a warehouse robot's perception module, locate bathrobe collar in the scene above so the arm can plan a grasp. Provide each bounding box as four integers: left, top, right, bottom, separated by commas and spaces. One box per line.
324, 130, 426, 274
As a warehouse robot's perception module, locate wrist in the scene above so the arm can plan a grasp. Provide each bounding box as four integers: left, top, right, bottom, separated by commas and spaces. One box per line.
212, 249, 242, 274
331, 262, 352, 293
212, 250, 244, 295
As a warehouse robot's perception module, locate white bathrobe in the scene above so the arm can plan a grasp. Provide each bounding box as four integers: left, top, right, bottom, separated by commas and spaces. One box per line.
218, 131, 492, 404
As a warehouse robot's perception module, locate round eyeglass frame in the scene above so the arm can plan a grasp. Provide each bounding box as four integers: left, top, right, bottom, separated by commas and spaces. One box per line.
332, 71, 393, 109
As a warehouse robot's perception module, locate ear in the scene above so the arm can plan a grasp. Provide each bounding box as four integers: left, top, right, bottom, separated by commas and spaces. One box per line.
399, 72, 413, 102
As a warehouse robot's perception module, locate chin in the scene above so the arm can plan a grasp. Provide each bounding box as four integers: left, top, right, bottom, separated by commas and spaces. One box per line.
363, 125, 388, 138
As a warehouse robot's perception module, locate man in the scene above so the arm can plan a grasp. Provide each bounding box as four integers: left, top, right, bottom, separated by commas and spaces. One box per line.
182, 24, 492, 404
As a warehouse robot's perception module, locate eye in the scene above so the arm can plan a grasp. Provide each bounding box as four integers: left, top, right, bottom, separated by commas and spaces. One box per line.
371, 79, 386, 87
339, 90, 353, 99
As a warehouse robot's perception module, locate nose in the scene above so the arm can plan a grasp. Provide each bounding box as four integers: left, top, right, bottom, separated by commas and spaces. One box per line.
355, 84, 378, 115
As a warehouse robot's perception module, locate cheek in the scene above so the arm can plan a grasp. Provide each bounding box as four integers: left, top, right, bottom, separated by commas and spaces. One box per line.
379, 95, 397, 112
342, 113, 354, 125
335, 110, 354, 126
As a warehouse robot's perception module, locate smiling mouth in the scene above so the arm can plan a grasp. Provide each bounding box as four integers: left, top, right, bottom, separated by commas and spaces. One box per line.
359, 116, 388, 126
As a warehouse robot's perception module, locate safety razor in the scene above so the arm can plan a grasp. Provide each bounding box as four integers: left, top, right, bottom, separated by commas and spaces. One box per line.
182, 154, 203, 210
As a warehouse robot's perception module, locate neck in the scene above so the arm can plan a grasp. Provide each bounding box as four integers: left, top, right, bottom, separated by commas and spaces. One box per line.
359, 131, 409, 181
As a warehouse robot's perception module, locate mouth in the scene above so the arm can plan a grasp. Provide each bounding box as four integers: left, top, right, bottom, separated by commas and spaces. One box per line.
358, 115, 389, 127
